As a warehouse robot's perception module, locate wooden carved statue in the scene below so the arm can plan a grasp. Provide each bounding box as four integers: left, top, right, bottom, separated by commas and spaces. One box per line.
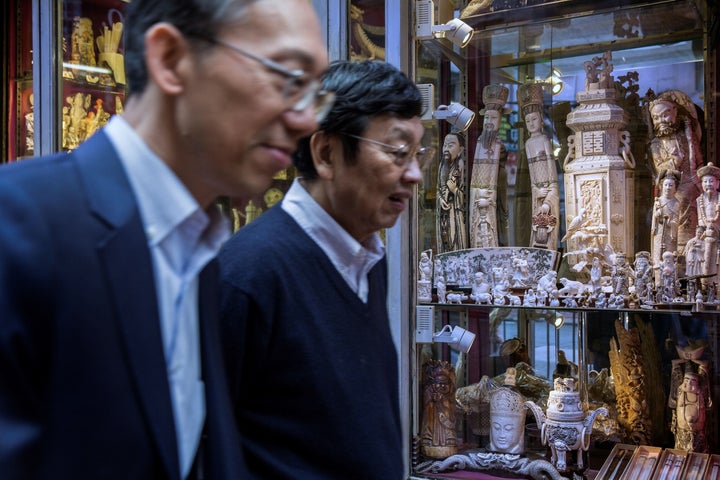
608, 319, 653, 445
420, 360, 457, 458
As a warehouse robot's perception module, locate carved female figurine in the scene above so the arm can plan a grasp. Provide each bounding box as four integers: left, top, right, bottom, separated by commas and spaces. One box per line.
651, 170, 680, 284
518, 83, 560, 250
420, 360, 458, 458
437, 132, 468, 253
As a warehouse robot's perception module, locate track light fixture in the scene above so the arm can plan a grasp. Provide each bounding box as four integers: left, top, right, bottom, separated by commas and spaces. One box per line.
433, 102, 475, 131
416, 0, 475, 48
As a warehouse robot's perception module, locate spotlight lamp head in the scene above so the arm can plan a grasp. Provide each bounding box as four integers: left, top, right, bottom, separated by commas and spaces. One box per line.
416, 0, 475, 48
432, 325, 476, 353
433, 102, 475, 131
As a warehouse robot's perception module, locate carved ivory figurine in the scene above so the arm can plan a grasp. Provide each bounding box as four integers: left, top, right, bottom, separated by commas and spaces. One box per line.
651, 169, 680, 284
470, 85, 509, 248
668, 344, 712, 453
517, 82, 559, 250
417, 250, 433, 303
696, 162, 720, 286
420, 360, 458, 458
488, 367, 526, 454
437, 132, 468, 253
648, 91, 703, 248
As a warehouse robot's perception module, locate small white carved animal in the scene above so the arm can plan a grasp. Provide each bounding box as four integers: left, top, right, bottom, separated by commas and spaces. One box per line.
471, 292, 493, 305
558, 278, 590, 296
507, 294, 521, 306
446, 293, 468, 304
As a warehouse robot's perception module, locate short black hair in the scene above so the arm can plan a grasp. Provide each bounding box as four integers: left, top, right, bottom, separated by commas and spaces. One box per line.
124, 0, 254, 96
293, 60, 423, 180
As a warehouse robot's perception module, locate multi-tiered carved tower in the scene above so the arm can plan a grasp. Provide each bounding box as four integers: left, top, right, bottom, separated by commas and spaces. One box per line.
562, 51, 635, 267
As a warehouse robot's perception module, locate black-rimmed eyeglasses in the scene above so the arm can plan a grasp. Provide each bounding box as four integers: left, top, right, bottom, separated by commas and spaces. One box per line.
203, 36, 335, 122
343, 133, 436, 170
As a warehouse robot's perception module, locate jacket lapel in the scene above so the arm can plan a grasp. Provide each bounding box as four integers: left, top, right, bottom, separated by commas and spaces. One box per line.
73, 132, 181, 480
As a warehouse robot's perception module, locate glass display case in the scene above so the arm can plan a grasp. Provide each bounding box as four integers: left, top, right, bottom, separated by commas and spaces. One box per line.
4, 0, 130, 163
410, 1, 719, 478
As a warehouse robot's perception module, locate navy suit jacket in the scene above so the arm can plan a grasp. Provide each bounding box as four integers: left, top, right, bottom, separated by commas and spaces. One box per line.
0, 131, 246, 479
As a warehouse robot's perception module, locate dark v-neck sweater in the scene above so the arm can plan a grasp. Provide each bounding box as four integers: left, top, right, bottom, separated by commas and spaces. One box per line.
218, 206, 403, 480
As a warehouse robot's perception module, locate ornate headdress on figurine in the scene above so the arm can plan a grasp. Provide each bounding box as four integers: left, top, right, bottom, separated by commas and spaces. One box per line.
697, 162, 720, 181
479, 84, 511, 114
517, 82, 544, 117
657, 168, 682, 186
489, 385, 525, 418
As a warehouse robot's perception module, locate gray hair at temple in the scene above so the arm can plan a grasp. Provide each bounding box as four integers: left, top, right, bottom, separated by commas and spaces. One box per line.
124, 0, 256, 96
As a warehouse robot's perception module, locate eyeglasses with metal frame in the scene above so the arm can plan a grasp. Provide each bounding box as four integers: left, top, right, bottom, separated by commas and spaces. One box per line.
200, 36, 335, 122
342, 133, 436, 170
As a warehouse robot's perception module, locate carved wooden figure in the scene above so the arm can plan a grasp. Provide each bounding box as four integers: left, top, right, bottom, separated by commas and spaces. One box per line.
420, 360, 458, 458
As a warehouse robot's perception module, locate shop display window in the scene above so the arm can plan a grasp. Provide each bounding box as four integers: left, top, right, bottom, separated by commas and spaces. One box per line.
412, 1, 718, 478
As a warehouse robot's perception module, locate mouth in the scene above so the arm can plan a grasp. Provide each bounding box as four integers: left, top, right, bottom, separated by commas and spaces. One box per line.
389, 192, 411, 210
263, 144, 294, 170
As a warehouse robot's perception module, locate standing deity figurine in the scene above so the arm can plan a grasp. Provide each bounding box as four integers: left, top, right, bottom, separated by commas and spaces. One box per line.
420, 360, 458, 458
437, 132, 468, 253
696, 163, 720, 286
517, 83, 560, 250
470, 85, 509, 248
651, 169, 680, 284
648, 91, 703, 249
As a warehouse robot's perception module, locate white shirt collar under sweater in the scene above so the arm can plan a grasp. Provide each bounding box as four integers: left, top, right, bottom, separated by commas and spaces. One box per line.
104, 115, 229, 479
282, 178, 384, 302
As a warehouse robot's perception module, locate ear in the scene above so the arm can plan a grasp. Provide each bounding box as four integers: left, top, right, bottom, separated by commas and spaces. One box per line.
144, 23, 190, 95
309, 131, 338, 180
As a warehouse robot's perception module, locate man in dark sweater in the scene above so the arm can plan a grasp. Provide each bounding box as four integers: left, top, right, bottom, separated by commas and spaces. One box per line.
218, 60, 432, 479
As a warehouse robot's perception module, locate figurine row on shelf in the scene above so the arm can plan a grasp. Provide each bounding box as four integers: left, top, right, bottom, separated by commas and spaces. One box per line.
419, 244, 720, 311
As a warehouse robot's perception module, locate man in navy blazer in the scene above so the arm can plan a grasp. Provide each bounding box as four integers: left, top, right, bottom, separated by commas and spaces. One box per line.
0, 0, 329, 478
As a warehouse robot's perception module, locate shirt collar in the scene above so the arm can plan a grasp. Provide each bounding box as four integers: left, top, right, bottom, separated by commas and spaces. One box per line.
282, 178, 384, 274
104, 116, 229, 253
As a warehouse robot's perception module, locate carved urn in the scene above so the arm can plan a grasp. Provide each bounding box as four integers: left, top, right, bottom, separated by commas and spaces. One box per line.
525, 378, 608, 473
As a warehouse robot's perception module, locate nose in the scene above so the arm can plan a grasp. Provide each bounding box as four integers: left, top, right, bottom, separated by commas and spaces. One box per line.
283, 105, 320, 137
403, 159, 423, 184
